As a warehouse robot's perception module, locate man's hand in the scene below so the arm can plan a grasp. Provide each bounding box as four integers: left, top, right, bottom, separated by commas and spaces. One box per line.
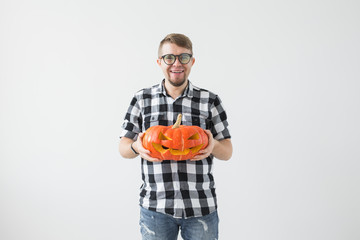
134, 132, 163, 162
190, 130, 215, 161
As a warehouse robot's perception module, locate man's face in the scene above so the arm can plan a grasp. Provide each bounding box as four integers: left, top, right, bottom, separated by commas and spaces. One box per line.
157, 43, 195, 87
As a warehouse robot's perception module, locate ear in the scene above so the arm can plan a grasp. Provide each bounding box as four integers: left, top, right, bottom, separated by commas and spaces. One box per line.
191, 57, 195, 66
157, 58, 161, 66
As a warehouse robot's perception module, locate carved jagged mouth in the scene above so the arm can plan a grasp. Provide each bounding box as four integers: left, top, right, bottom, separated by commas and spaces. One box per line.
152, 143, 204, 155
154, 132, 203, 155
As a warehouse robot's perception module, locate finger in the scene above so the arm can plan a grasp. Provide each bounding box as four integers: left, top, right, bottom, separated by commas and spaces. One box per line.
148, 158, 163, 162
191, 156, 206, 161
139, 147, 151, 155
136, 139, 151, 154
190, 158, 201, 161
191, 153, 209, 161
142, 153, 162, 162
205, 130, 213, 138
199, 149, 210, 154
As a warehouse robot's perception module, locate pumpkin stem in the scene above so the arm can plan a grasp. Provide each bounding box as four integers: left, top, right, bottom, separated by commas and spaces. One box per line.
172, 114, 182, 129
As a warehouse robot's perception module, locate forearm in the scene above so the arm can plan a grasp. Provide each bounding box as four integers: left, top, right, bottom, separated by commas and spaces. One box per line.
119, 137, 139, 159
212, 138, 232, 160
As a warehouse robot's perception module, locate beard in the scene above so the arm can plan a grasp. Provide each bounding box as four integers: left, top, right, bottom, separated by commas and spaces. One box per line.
168, 77, 187, 87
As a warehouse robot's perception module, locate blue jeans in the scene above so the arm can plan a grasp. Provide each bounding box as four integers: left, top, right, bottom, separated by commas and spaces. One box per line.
139, 207, 219, 240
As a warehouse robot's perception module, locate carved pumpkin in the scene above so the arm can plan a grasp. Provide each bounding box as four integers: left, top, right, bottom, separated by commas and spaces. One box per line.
142, 114, 208, 161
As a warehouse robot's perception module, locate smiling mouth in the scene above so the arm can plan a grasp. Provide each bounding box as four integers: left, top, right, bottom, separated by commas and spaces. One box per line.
170, 70, 184, 74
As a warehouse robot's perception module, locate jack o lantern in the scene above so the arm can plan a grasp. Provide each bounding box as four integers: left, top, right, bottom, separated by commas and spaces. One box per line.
142, 114, 208, 161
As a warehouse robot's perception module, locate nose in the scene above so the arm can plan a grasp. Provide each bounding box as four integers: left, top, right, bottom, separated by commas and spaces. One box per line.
173, 56, 182, 66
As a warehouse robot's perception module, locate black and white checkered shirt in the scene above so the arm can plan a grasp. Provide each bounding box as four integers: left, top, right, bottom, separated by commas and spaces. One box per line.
120, 80, 231, 218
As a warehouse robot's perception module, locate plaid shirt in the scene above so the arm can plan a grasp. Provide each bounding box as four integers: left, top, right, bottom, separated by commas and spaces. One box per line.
120, 80, 231, 218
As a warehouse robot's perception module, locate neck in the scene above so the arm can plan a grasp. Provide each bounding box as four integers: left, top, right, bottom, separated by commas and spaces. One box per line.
164, 79, 188, 99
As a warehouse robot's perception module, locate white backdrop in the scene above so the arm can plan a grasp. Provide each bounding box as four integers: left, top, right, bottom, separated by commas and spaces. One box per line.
1, 0, 359, 239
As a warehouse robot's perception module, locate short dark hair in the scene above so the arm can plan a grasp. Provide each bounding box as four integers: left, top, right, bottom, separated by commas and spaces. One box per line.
158, 33, 193, 57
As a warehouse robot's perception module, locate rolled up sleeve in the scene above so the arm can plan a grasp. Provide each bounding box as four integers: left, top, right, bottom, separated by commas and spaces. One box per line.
210, 95, 231, 140
120, 96, 142, 141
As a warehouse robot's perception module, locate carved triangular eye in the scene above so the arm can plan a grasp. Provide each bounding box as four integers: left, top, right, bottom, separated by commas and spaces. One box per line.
159, 132, 172, 140
188, 133, 200, 140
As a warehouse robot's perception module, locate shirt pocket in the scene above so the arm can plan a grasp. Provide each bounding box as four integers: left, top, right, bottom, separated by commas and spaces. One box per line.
143, 113, 167, 130
182, 114, 210, 130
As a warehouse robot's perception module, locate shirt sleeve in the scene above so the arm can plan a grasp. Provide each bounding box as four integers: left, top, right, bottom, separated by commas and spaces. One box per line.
119, 96, 142, 140
210, 95, 231, 140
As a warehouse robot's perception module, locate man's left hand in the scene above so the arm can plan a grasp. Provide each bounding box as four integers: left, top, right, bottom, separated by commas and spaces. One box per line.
190, 130, 215, 161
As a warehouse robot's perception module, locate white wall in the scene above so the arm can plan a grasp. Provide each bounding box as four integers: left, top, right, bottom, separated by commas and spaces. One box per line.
1, 0, 359, 239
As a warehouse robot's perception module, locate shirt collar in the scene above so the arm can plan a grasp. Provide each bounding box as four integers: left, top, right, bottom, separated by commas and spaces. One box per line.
157, 79, 194, 98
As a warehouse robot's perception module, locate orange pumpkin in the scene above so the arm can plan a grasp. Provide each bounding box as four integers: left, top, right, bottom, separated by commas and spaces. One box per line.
142, 114, 208, 161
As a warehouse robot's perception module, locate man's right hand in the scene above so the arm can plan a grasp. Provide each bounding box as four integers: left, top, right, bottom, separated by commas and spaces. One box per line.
134, 133, 163, 162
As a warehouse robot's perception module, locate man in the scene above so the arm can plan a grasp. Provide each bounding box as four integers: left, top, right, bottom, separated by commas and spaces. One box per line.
119, 33, 232, 240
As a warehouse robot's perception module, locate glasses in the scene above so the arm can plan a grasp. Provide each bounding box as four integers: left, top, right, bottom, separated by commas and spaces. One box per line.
160, 53, 192, 65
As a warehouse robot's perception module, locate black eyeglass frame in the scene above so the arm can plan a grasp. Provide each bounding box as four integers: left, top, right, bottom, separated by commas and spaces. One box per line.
160, 53, 193, 65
